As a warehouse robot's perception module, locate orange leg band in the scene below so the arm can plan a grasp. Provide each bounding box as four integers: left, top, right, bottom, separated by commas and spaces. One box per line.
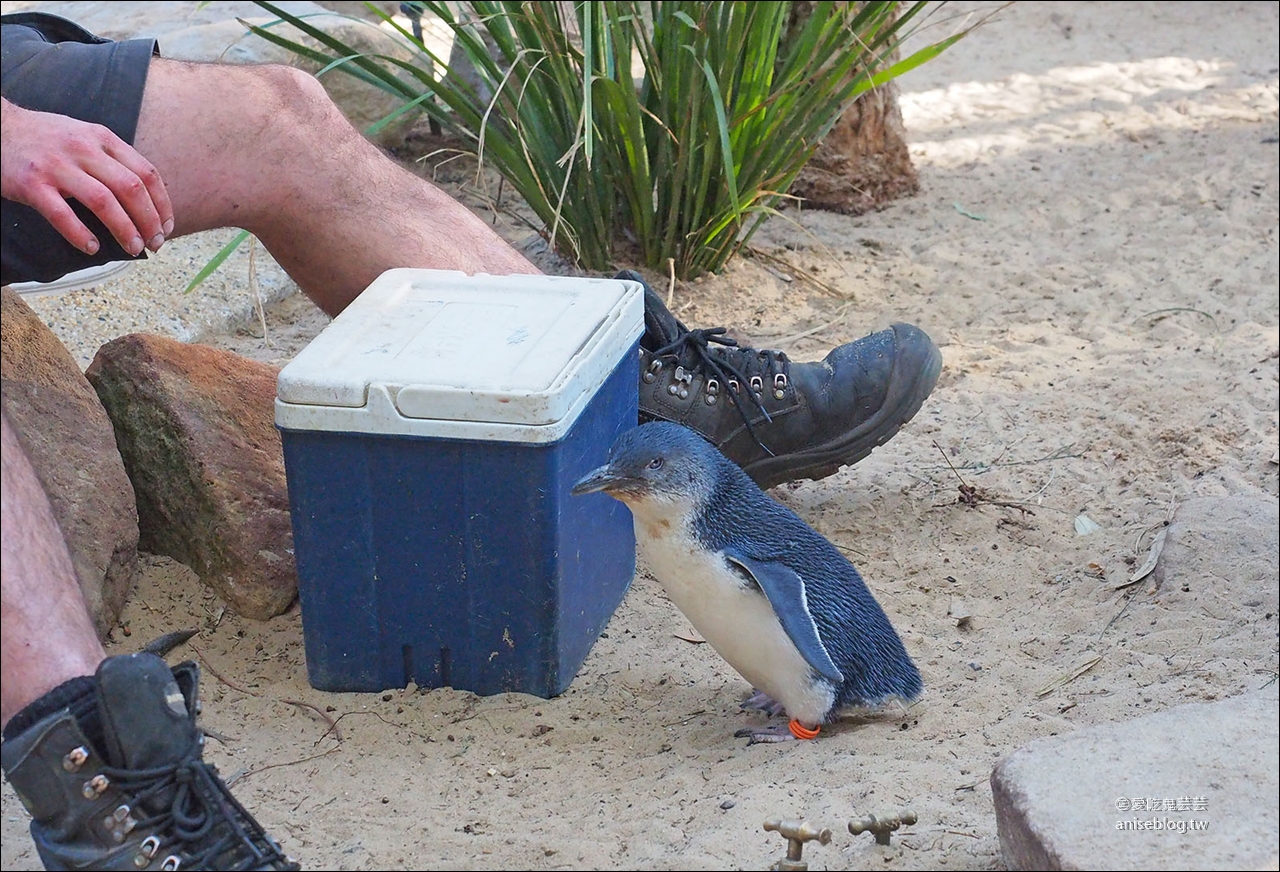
788, 719, 821, 740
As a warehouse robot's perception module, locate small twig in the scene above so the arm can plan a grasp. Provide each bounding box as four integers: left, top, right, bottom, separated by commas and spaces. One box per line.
924, 444, 1086, 473
1018, 466, 1057, 504
319, 710, 406, 744
933, 440, 981, 509
248, 235, 267, 342
745, 245, 844, 298
282, 698, 343, 742
1099, 589, 1139, 638
1035, 654, 1103, 697
933, 440, 971, 488
666, 258, 676, 308
831, 541, 869, 559
661, 709, 708, 728
982, 496, 1038, 515
1132, 307, 1219, 332
228, 746, 342, 785
190, 644, 258, 697
293, 793, 336, 814
761, 301, 855, 346
202, 727, 234, 745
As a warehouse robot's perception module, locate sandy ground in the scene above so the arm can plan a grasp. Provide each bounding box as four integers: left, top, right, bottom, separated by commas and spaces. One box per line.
3, 2, 1278, 870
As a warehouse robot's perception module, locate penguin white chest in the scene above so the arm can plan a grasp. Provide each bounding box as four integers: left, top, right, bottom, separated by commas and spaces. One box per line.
632, 512, 830, 724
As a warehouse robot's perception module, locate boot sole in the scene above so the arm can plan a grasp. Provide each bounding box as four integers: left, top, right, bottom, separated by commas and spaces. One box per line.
743, 323, 943, 490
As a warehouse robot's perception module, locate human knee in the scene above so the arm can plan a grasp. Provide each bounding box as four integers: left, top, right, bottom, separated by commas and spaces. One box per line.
249, 63, 350, 135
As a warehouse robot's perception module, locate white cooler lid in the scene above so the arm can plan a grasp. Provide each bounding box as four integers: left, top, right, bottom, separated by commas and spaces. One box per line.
275, 269, 644, 443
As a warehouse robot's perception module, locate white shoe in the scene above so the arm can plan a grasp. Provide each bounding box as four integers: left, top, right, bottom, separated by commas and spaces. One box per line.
6, 260, 135, 297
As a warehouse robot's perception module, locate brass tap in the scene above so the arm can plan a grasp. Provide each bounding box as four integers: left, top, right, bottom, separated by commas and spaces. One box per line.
848, 808, 918, 846
763, 818, 832, 871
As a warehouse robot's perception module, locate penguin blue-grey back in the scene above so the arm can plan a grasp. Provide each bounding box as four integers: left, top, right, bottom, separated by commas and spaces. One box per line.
572, 421, 922, 743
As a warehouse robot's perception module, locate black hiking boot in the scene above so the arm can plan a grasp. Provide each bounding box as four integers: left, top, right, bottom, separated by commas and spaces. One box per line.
1, 653, 298, 871
624, 270, 942, 490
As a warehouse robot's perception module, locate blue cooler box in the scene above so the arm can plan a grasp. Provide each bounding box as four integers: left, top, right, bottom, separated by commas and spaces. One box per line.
275, 269, 643, 696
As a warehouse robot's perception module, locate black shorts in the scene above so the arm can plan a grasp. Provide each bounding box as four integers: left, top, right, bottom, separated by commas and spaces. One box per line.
1, 12, 157, 285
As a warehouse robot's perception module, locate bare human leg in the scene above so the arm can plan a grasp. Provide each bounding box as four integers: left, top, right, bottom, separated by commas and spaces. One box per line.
0, 407, 105, 728
132, 59, 540, 317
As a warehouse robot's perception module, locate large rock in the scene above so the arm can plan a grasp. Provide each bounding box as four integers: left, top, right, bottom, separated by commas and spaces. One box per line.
991, 494, 1280, 871
991, 688, 1279, 871
10, 1, 431, 149
86, 334, 296, 620
0, 288, 138, 637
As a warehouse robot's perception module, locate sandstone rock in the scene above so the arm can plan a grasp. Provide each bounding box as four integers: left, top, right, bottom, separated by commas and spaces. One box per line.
86, 334, 296, 620
0, 288, 138, 637
991, 688, 1279, 871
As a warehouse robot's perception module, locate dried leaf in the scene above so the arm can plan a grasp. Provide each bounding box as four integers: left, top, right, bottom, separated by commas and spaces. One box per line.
1122, 527, 1168, 587
1074, 514, 1102, 536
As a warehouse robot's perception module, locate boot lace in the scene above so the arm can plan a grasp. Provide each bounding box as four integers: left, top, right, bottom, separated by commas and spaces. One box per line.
648, 327, 791, 455
104, 744, 297, 871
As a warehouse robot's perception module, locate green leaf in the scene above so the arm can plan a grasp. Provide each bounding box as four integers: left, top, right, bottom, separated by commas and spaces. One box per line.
184, 230, 251, 293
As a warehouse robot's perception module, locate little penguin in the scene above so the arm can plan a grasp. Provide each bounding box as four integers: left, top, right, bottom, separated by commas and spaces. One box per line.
571, 421, 922, 743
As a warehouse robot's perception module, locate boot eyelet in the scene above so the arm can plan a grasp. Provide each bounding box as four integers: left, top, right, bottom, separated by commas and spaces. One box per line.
774, 373, 788, 400
749, 376, 763, 394
728, 379, 740, 394
704, 379, 719, 405
667, 384, 679, 396
82, 774, 109, 798
105, 804, 137, 842
135, 835, 161, 866
642, 359, 662, 384
63, 746, 89, 772
161, 855, 181, 871
677, 386, 689, 400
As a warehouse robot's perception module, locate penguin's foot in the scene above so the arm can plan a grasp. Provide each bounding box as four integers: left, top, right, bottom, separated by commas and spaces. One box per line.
735, 724, 796, 744
740, 689, 787, 717
734, 720, 821, 744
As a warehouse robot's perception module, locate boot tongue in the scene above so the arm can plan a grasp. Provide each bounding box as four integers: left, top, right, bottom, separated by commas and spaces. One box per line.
96, 653, 198, 771
615, 270, 688, 351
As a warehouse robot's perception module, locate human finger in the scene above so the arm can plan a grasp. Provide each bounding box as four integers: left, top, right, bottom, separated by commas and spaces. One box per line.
104, 140, 174, 243
61, 172, 148, 257
22, 186, 102, 256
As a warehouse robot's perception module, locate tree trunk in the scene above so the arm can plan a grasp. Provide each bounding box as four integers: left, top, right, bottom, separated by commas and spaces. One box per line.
788, 3, 920, 215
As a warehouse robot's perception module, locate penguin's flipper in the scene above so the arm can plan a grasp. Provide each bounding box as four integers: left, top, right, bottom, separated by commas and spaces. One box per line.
723, 549, 844, 685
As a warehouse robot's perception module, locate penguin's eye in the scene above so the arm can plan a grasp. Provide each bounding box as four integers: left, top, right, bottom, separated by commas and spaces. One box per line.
647, 457, 664, 471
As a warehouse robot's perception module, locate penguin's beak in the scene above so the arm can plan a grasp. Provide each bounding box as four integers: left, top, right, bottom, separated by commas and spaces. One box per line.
571, 463, 630, 496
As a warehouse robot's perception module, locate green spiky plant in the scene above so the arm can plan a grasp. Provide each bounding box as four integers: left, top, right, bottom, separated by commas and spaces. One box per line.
236, 1, 974, 280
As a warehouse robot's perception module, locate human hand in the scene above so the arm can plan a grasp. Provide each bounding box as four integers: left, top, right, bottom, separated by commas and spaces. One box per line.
0, 97, 174, 257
